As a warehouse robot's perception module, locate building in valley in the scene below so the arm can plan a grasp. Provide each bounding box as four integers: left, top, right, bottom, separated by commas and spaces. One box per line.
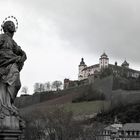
96, 123, 140, 140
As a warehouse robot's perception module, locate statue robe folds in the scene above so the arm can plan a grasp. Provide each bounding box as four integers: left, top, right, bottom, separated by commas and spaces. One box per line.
0, 33, 27, 117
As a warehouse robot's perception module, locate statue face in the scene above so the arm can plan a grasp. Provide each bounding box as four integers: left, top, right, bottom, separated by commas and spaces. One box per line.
3, 21, 16, 33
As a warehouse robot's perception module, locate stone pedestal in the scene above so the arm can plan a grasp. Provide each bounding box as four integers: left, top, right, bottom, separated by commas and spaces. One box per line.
0, 116, 20, 129
0, 115, 25, 140
0, 130, 22, 140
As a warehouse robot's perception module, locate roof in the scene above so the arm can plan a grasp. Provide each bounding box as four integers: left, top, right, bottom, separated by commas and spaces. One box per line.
121, 123, 140, 131
111, 124, 123, 129
104, 125, 117, 132
81, 63, 140, 73
104, 124, 122, 132
82, 64, 99, 71
101, 52, 108, 57
109, 64, 140, 73
100, 53, 109, 60
122, 60, 129, 66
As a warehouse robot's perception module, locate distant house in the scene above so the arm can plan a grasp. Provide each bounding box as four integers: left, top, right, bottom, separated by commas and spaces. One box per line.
119, 123, 140, 140
96, 123, 140, 140
96, 123, 122, 140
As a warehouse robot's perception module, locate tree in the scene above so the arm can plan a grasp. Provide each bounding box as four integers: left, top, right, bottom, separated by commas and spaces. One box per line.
21, 86, 28, 94
51, 81, 62, 91
44, 82, 51, 91
23, 106, 84, 140
40, 83, 45, 92
34, 83, 40, 93
34, 83, 45, 93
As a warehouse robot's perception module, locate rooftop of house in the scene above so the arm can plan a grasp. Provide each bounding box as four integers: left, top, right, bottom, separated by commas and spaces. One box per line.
104, 125, 118, 132
121, 123, 140, 131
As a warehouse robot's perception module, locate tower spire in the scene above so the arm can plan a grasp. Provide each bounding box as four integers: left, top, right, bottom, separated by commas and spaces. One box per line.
79, 58, 86, 66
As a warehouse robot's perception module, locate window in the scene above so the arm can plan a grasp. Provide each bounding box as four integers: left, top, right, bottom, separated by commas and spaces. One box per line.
136, 131, 139, 136
132, 131, 134, 136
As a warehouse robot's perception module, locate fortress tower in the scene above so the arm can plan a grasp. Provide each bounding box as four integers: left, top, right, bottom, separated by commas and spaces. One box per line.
121, 60, 129, 68
99, 52, 109, 69
78, 58, 87, 80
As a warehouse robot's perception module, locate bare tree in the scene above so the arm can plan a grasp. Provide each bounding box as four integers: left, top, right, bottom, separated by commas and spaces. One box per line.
44, 82, 51, 91
40, 83, 45, 92
51, 81, 62, 91
34, 83, 40, 93
23, 106, 84, 140
21, 86, 28, 94
34, 83, 45, 93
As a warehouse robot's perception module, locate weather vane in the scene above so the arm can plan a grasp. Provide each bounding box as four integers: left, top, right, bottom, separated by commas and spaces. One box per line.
1, 16, 18, 33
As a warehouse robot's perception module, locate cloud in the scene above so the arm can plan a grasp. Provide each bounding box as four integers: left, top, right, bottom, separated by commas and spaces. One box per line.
19, 0, 140, 64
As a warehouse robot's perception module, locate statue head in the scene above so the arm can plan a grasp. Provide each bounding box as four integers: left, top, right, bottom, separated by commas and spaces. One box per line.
1, 16, 18, 36
2, 21, 16, 33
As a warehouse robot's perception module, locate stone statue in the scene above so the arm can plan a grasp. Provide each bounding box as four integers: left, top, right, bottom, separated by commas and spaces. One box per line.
0, 16, 26, 132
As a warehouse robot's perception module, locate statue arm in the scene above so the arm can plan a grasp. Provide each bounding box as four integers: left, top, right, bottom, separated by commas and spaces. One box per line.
13, 41, 27, 62
16, 47, 27, 63
12, 41, 27, 71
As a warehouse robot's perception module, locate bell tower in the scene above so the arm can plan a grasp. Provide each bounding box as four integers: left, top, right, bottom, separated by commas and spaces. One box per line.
99, 52, 109, 69
78, 58, 87, 80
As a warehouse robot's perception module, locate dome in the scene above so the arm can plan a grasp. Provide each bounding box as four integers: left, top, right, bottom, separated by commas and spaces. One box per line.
100, 52, 109, 60
79, 58, 86, 66
101, 52, 108, 57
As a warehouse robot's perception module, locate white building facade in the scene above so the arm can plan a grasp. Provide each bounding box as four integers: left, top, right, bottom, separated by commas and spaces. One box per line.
78, 53, 109, 81
78, 53, 140, 81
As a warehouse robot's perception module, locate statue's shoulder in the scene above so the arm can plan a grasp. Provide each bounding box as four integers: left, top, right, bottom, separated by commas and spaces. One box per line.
0, 33, 4, 38
0, 34, 6, 46
0, 33, 8, 41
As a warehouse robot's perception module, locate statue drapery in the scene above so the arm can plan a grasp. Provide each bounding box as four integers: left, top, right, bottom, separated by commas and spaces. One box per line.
0, 28, 27, 118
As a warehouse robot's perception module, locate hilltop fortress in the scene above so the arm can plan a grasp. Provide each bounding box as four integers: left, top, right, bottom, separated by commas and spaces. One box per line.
64, 52, 140, 89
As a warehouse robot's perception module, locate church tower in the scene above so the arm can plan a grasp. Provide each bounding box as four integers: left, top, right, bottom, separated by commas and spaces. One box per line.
99, 52, 109, 69
78, 58, 87, 80
121, 60, 129, 68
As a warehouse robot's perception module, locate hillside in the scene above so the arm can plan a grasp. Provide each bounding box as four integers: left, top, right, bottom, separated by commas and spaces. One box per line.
15, 85, 90, 108
111, 89, 140, 107
91, 103, 140, 124
19, 91, 110, 117
15, 76, 113, 108
17, 75, 140, 122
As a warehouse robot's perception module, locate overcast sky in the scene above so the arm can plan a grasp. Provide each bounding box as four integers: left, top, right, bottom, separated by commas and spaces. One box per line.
0, 0, 140, 94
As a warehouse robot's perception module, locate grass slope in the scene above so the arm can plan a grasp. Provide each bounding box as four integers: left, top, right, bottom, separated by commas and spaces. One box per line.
64, 101, 110, 116
20, 97, 110, 117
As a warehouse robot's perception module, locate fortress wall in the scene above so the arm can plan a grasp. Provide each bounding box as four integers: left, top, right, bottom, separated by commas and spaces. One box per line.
91, 75, 113, 100
15, 85, 90, 108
